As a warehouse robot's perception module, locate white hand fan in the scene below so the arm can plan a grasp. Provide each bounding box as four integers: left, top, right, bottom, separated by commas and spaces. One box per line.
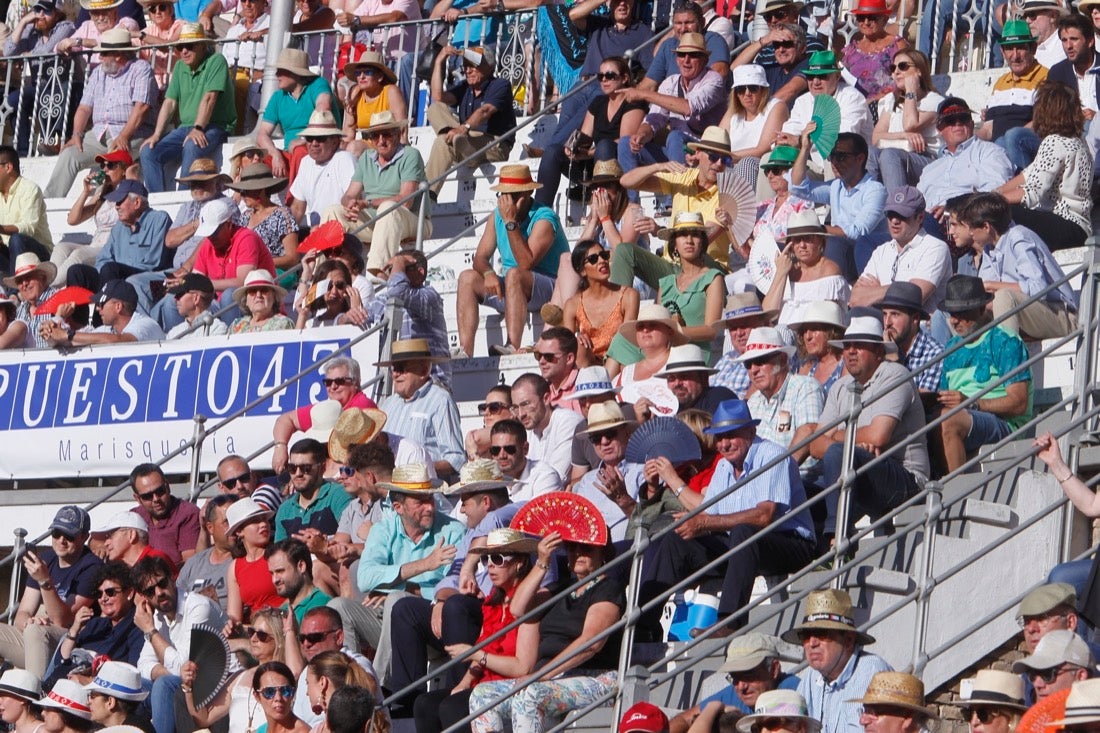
747, 226, 780, 293
716, 171, 758, 249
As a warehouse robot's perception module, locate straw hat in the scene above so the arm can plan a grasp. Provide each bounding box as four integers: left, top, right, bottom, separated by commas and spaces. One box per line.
443, 458, 513, 495
343, 48, 397, 83
491, 165, 541, 193
736, 690, 821, 733
299, 110, 342, 138
827, 311, 898, 354
467, 527, 540, 555
274, 47, 316, 78
562, 365, 621, 401
303, 399, 343, 443
376, 338, 450, 366
656, 211, 709, 241
618, 302, 690, 346
92, 27, 137, 53
364, 110, 408, 135
675, 31, 709, 55
848, 672, 933, 717
84, 662, 148, 702
655, 344, 718, 377
175, 23, 210, 44
0, 670, 42, 703
1049, 679, 1100, 727
778, 210, 827, 240
712, 292, 779, 328
37, 680, 92, 720
787, 300, 848, 330
230, 138, 265, 162
583, 159, 624, 186
226, 498, 273, 535
578, 400, 635, 436
377, 463, 444, 494
965, 669, 1028, 711
734, 327, 797, 362
686, 127, 733, 157
233, 269, 288, 311
226, 163, 288, 194
2, 252, 57, 289
328, 408, 387, 463
779, 588, 876, 645
176, 158, 230, 183
80, 0, 123, 10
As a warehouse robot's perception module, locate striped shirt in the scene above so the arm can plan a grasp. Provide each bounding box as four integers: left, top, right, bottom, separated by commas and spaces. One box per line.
798, 649, 893, 733
80, 58, 158, 142
986, 63, 1047, 140
380, 380, 465, 473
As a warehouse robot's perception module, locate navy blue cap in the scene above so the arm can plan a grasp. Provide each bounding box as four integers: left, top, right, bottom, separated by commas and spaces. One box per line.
104, 179, 147, 203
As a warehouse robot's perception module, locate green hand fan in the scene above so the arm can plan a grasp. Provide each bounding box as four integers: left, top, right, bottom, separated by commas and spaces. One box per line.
810, 94, 841, 160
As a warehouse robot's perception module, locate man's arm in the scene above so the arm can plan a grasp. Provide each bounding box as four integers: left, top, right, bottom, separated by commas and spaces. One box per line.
970, 378, 1029, 418
430, 47, 459, 105
620, 161, 677, 194
684, 501, 777, 535
142, 97, 178, 150
568, 0, 603, 27
854, 415, 900, 451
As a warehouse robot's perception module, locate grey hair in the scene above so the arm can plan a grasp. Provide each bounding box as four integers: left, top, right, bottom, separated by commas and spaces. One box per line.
323, 356, 361, 383
778, 22, 807, 48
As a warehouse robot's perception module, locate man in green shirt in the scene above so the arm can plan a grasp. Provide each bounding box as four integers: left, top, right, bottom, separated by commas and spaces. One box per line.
256, 47, 337, 179
265, 538, 331, 623
273, 438, 353, 541
140, 23, 236, 193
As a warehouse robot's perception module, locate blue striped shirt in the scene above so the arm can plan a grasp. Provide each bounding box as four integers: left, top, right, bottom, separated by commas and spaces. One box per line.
798, 648, 893, 733
380, 381, 465, 472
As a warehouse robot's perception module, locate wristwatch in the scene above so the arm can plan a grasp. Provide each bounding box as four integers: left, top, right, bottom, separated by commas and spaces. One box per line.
143, 629, 156, 642
904, 92, 916, 100
193, 124, 205, 132
504, 221, 518, 232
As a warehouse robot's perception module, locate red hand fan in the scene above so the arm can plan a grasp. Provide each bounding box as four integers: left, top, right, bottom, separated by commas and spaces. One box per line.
1018, 687, 1068, 733
510, 492, 609, 546
298, 220, 346, 255
33, 286, 95, 315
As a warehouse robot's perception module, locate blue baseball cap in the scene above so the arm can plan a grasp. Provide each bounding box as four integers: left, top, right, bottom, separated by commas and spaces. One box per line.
104, 179, 148, 203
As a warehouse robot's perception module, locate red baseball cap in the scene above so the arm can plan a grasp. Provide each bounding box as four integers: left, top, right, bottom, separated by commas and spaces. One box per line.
94, 149, 133, 166
619, 702, 669, 733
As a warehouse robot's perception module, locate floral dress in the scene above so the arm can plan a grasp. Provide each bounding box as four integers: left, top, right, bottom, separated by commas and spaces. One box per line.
842, 36, 904, 102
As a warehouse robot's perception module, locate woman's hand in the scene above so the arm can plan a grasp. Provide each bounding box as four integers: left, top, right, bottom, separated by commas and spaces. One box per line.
1034, 431, 1067, 470
591, 188, 612, 220
902, 72, 921, 95
444, 643, 472, 659
69, 605, 94, 637
536, 532, 563, 567
633, 215, 658, 236
775, 240, 796, 280
180, 660, 198, 690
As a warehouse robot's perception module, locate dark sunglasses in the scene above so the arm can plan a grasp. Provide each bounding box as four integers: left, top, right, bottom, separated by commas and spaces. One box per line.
828, 150, 856, 162
856, 13, 884, 21
1028, 665, 1074, 684
595, 71, 622, 80
585, 251, 611, 265
329, 281, 349, 290
588, 428, 619, 444
967, 709, 1002, 724
100, 161, 126, 170
489, 444, 519, 456
97, 587, 123, 598
245, 626, 274, 642
478, 401, 510, 415
391, 362, 415, 374
338, 465, 356, 478
140, 577, 171, 597
763, 9, 792, 20
735, 85, 766, 94
221, 471, 251, 489
888, 61, 914, 72
675, 51, 706, 58
137, 485, 169, 501
259, 686, 295, 700
533, 351, 562, 363
178, 43, 197, 51
323, 377, 355, 387
287, 462, 319, 474
772, 40, 796, 48
297, 629, 337, 644
148, 4, 171, 10
936, 113, 971, 129
51, 530, 76, 541
705, 152, 733, 166
356, 67, 382, 77
367, 130, 395, 140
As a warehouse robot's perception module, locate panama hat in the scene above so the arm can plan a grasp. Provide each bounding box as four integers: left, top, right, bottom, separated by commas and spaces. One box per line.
176, 158, 230, 183
37, 680, 92, 720
779, 588, 876, 645
1046, 679, 1100, 727
718, 632, 781, 673
226, 163, 287, 194
92, 27, 137, 52
788, 300, 848, 330
656, 211, 710, 241
467, 527, 540, 555
233, 270, 288, 311
363, 110, 408, 135
230, 138, 265, 162
675, 31, 709, 55
226, 498, 273, 535
965, 669, 1028, 711
3, 252, 57, 289
443, 459, 513, 496
328, 408, 387, 463
175, 23, 210, 44
563, 365, 621, 401
377, 463, 444, 494
686, 127, 733, 157
734, 327, 797, 362
80, 0, 123, 10
827, 309, 898, 354
274, 47, 316, 78
578, 400, 635, 436
303, 399, 343, 443
737, 691, 821, 733
778, 210, 827, 240
490, 165, 541, 193
376, 338, 449, 366
760, 0, 804, 12
299, 110, 342, 138
0, 670, 42, 703
343, 48, 397, 84
85, 662, 148, 702
618, 302, 690, 346
655, 344, 718, 377
712, 292, 779, 328
849, 672, 933, 717
583, 159, 624, 186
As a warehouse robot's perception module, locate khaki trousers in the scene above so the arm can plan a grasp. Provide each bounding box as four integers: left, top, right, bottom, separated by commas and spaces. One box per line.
424, 102, 511, 195
992, 288, 1078, 340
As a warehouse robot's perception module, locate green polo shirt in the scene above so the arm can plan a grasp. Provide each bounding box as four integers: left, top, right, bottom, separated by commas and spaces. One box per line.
166, 51, 237, 131
262, 75, 340, 146
273, 481, 353, 541
352, 144, 430, 217
282, 586, 333, 623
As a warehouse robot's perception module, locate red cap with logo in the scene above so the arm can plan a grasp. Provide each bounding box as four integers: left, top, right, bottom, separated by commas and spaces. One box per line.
94, 149, 133, 166
619, 702, 669, 733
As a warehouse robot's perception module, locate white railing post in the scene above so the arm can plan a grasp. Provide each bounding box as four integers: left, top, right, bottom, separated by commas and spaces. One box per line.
188, 413, 208, 502
832, 380, 863, 579
911, 480, 941, 677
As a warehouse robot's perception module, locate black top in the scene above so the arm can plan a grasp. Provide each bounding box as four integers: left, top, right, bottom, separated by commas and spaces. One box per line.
689, 386, 738, 416
537, 573, 626, 671
588, 95, 648, 144
446, 77, 518, 139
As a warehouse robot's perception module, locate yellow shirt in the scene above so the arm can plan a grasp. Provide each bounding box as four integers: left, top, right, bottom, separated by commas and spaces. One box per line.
655, 168, 730, 268
355, 85, 394, 130
0, 176, 53, 249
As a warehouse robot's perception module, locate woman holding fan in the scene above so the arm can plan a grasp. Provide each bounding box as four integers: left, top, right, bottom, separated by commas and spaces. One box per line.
761, 210, 850, 326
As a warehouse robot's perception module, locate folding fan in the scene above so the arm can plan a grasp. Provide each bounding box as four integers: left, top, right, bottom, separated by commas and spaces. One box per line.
625, 417, 702, 467
810, 94, 841, 160
716, 171, 757, 248
747, 227, 780, 293
297, 220, 346, 255
510, 492, 609, 546
189, 624, 232, 710
33, 286, 95, 316
1018, 688, 1068, 733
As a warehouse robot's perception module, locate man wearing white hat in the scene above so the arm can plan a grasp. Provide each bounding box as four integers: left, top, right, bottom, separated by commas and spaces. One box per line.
808, 308, 929, 538
92, 511, 176, 569
1013, 629, 1093, 700
289, 110, 357, 228
655, 344, 738, 416
711, 292, 781, 398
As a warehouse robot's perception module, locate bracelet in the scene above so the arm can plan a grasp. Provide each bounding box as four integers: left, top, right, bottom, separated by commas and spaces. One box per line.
674, 484, 685, 497
535, 560, 550, 571
181, 685, 192, 694
274, 441, 288, 446
1056, 471, 1074, 482
65, 633, 77, 642
599, 216, 611, 223
478, 652, 488, 667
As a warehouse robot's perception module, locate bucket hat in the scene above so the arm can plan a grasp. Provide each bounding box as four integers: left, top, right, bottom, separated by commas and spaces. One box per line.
226, 498, 273, 535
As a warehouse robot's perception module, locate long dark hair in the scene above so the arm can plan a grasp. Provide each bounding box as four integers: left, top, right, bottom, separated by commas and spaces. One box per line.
486, 554, 534, 605
570, 239, 605, 292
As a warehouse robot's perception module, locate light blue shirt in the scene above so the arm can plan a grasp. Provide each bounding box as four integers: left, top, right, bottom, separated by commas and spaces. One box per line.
382, 272, 451, 391
356, 509, 466, 598
436, 503, 521, 595
798, 648, 893, 733
704, 437, 815, 542
916, 135, 1015, 209
979, 224, 1077, 308
380, 381, 465, 472
573, 461, 646, 543
96, 209, 172, 273
790, 173, 888, 244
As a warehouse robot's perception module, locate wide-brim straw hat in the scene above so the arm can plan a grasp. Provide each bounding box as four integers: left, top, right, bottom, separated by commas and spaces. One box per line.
364, 110, 408, 135
578, 400, 636, 436
491, 165, 541, 193
378, 463, 444, 494
226, 163, 288, 194
686, 126, 732, 157
467, 527, 540, 555
712, 292, 779, 328
654, 344, 718, 377
618, 302, 690, 346
174, 23, 211, 44
343, 48, 398, 84
230, 138, 265, 161
176, 157, 230, 183
583, 159, 624, 186
92, 27, 137, 53
226, 498, 273, 535
965, 670, 1028, 711
734, 327, 797, 363
443, 458, 513, 496
274, 47, 317, 78
233, 269, 288, 310
376, 338, 450, 366
656, 211, 710, 241
80, 0, 123, 9
778, 210, 827, 241
780, 589, 876, 645
328, 408, 387, 463
848, 672, 933, 717
736, 691, 821, 733
3, 252, 57, 289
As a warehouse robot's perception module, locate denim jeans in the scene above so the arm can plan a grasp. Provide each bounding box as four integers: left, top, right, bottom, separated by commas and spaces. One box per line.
145, 674, 182, 733
996, 126, 1040, 172
140, 125, 229, 193
617, 129, 689, 204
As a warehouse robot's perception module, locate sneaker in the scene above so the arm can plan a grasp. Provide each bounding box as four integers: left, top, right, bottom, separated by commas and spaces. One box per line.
450, 346, 471, 359
540, 302, 564, 326
489, 344, 517, 356
523, 144, 544, 158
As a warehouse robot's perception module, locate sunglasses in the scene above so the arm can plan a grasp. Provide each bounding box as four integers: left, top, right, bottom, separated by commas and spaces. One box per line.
676, 51, 706, 58
222, 471, 251, 489
329, 281, 349, 290
763, 9, 792, 20
967, 709, 1003, 724
736, 85, 765, 94
391, 362, 415, 374
585, 251, 611, 265
148, 4, 171, 10
482, 553, 515, 567
51, 530, 76, 542
489, 444, 519, 456
287, 462, 319, 474
137, 485, 169, 501
1028, 665, 1074, 684
888, 61, 914, 72
245, 626, 274, 642
178, 43, 197, 52
367, 130, 395, 140
596, 71, 622, 80
259, 686, 295, 700
338, 465, 356, 478
856, 13, 884, 21
323, 377, 355, 388
705, 152, 733, 166
937, 113, 971, 129
356, 68, 383, 78
140, 577, 171, 597
297, 629, 337, 644
97, 587, 123, 598
828, 150, 856, 162
588, 428, 619, 444
772, 39, 796, 48
533, 351, 562, 363
100, 161, 126, 170
478, 401, 510, 415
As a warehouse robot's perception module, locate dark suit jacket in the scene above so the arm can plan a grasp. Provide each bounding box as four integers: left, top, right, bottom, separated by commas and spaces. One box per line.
1049, 52, 1100, 110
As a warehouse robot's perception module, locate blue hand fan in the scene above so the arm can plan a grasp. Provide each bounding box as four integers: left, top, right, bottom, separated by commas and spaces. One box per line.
625, 417, 702, 467
810, 94, 841, 160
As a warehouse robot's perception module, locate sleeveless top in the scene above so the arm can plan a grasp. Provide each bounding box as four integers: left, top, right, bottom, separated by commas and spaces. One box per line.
588, 94, 647, 144
577, 289, 626, 359
658, 267, 724, 363
842, 35, 903, 100
728, 98, 783, 151
234, 556, 281, 619
355, 84, 394, 129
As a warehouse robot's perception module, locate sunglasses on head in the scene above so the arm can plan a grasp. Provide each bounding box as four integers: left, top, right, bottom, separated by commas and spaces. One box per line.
51, 529, 75, 542
489, 444, 519, 456
323, 377, 355, 388
137, 485, 169, 501
585, 251, 611, 265
140, 577, 171, 597
98, 586, 123, 598
222, 471, 251, 489
478, 401, 510, 415
245, 626, 274, 642
888, 61, 914, 72
595, 71, 622, 81
287, 462, 318, 474
259, 686, 295, 700
588, 428, 619, 444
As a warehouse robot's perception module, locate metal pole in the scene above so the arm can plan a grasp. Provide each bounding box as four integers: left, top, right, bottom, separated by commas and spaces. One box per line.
188, 414, 208, 503
415, 182, 428, 250
7, 528, 26, 625
832, 380, 864, 580
259, 0, 293, 114
612, 524, 648, 725
911, 480, 941, 677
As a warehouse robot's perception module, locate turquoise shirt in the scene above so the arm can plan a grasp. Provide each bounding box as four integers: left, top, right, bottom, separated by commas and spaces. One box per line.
262, 75, 340, 145
941, 324, 1033, 430
273, 482, 353, 541
282, 586, 332, 623
356, 508, 466, 599
493, 201, 569, 278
